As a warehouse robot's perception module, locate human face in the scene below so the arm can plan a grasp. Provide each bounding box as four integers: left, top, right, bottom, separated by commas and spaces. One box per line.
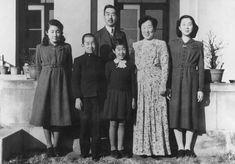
46, 25, 61, 45
141, 20, 155, 40
114, 45, 126, 60
104, 8, 117, 27
82, 36, 96, 54
179, 18, 193, 37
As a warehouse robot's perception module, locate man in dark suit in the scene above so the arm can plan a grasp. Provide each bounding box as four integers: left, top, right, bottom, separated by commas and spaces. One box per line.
95, 4, 129, 63
72, 33, 104, 161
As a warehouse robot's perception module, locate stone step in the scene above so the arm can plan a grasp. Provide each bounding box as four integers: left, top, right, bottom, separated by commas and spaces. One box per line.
0, 127, 23, 163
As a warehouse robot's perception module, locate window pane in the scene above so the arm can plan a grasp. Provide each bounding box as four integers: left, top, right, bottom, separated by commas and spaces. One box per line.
27, 30, 41, 48
120, 10, 138, 29
145, 10, 163, 28
28, 11, 41, 29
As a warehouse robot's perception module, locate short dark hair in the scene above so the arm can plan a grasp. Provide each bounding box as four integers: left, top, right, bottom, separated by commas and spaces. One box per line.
104, 4, 117, 15
113, 39, 126, 50
82, 33, 95, 44
138, 15, 158, 31
42, 19, 65, 45
176, 15, 199, 38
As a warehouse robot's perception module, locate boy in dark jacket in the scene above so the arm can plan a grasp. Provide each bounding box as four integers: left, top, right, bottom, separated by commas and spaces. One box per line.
72, 33, 104, 161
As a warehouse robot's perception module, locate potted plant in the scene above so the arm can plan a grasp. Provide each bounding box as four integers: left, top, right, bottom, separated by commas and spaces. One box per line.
21, 49, 37, 79
204, 31, 225, 83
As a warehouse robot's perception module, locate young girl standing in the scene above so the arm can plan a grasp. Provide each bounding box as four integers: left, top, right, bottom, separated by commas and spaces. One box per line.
168, 15, 204, 158
103, 39, 136, 158
30, 19, 72, 157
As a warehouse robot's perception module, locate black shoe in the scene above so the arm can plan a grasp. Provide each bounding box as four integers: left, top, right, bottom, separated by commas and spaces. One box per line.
81, 154, 89, 158
111, 150, 120, 159
176, 149, 185, 158
185, 149, 197, 158
92, 156, 100, 162
54, 147, 60, 157
118, 150, 129, 158
46, 147, 54, 157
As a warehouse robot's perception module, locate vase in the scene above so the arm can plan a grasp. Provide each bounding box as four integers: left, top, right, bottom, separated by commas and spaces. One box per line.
0, 66, 7, 74
205, 69, 224, 83
23, 64, 30, 78
10, 67, 19, 75
29, 65, 37, 80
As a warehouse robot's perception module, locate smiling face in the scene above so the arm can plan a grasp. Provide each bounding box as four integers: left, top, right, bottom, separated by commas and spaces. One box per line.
179, 18, 193, 37
141, 20, 155, 40
82, 36, 96, 54
46, 25, 62, 45
114, 44, 126, 60
104, 7, 117, 27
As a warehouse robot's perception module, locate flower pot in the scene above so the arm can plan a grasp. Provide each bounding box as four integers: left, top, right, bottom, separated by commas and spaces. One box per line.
10, 67, 19, 75
0, 66, 7, 74
29, 65, 37, 80
205, 69, 224, 83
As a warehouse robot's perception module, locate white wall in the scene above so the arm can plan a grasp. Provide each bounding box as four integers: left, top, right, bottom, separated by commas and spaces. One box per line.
180, 0, 235, 82
0, 1, 16, 66
54, 0, 91, 58
97, 0, 114, 30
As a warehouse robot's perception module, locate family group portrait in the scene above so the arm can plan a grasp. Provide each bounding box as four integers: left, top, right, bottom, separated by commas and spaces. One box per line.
0, 0, 235, 163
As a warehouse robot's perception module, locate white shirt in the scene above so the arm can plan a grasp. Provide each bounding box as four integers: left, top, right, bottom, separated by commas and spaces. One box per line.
105, 26, 115, 36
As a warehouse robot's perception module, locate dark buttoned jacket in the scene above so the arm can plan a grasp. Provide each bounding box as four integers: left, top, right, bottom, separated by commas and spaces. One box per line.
72, 53, 105, 99
95, 27, 129, 63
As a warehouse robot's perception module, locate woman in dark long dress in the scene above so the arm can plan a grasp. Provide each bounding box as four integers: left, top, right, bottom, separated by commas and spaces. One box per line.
168, 15, 204, 158
30, 19, 72, 157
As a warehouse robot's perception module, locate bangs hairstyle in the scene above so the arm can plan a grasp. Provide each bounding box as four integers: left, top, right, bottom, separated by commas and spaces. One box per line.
138, 15, 158, 31
104, 4, 117, 15
176, 15, 199, 38
82, 33, 95, 44
42, 19, 65, 45
113, 39, 126, 50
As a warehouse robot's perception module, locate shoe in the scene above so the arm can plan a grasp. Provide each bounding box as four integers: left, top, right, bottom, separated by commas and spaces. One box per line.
54, 147, 60, 157
92, 156, 100, 161
111, 150, 120, 159
46, 147, 54, 157
118, 150, 129, 158
80, 154, 89, 158
176, 149, 185, 158
185, 149, 197, 158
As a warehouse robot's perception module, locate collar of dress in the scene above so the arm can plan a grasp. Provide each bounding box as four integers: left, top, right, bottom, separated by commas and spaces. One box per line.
114, 59, 127, 68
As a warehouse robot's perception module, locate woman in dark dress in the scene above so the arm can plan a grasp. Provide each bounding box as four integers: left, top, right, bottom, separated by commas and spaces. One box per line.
30, 19, 72, 157
168, 15, 204, 158
103, 39, 136, 158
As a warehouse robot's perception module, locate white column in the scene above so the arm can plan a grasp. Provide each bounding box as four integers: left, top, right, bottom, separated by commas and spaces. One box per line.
0, 1, 16, 66
54, 0, 91, 58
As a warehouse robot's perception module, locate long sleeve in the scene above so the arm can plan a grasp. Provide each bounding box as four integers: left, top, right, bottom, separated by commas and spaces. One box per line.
35, 44, 42, 79
66, 44, 73, 84
159, 41, 169, 91
71, 58, 82, 99
167, 42, 172, 89
131, 64, 137, 99
198, 42, 205, 91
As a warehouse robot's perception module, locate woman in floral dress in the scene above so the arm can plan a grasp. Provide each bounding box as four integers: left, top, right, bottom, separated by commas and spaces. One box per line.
132, 15, 171, 156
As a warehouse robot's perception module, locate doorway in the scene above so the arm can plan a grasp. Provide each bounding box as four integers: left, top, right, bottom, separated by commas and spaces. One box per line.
115, 1, 169, 51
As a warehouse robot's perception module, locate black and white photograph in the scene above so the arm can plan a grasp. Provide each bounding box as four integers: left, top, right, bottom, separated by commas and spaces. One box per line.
0, 0, 235, 163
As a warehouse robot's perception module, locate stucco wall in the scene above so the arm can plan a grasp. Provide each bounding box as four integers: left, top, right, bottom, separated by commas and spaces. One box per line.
0, 1, 16, 66
180, 0, 235, 82
54, 0, 91, 59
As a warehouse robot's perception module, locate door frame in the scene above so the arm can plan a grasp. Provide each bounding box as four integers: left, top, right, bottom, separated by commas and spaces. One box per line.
114, 1, 169, 42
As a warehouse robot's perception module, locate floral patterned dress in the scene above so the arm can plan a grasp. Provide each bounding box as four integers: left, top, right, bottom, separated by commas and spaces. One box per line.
132, 39, 171, 156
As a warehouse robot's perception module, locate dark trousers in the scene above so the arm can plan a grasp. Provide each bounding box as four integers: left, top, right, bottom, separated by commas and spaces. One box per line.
80, 97, 100, 157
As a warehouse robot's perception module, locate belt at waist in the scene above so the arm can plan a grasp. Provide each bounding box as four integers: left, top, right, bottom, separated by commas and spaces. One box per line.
173, 65, 197, 69
42, 64, 65, 68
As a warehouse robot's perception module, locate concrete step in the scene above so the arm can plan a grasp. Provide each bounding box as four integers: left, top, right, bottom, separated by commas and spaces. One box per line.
0, 127, 23, 163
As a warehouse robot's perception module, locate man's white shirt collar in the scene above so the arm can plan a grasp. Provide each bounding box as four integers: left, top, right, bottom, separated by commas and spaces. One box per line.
105, 26, 115, 36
